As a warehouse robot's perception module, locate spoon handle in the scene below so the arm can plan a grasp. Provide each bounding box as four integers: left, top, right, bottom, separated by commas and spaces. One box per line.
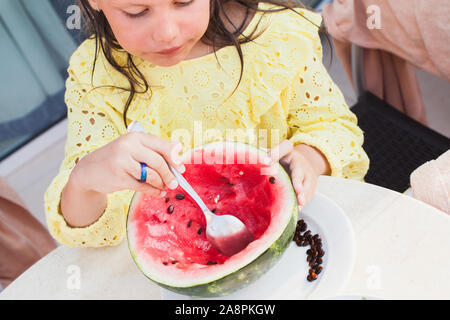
128, 121, 212, 221
170, 165, 212, 221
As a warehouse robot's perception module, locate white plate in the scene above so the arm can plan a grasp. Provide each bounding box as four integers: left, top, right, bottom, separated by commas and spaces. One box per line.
161, 192, 356, 300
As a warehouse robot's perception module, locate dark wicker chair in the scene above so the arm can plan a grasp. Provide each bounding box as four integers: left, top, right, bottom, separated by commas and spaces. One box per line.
351, 91, 450, 193
349, 45, 450, 193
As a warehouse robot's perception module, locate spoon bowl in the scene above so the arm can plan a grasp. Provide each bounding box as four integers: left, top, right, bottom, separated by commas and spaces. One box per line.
169, 165, 254, 257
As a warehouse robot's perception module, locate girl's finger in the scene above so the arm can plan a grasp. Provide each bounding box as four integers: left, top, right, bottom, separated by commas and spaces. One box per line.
144, 167, 165, 190
127, 173, 166, 197
167, 141, 186, 172
139, 134, 185, 172
266, 139, 294, 165
290, 166, 306, 205
132, 147, 178, 190
302, 172, 318, 205
128, 162, 165, 190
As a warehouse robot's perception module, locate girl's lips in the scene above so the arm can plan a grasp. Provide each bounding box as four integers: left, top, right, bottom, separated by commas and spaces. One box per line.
157, 45, 182, 55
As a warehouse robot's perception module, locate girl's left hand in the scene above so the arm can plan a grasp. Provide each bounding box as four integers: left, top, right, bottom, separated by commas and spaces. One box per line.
267, 140, 330, 209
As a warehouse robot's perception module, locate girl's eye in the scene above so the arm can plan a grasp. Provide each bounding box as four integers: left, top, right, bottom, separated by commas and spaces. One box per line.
124, 9, 148, 18
176, 0, 194, 6
125, 1, 193, 18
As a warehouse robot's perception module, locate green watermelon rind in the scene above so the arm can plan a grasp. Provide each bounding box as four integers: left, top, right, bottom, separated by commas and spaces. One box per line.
157, 206, 297, 297
126, 141, 298, 297
127, 195, 297, 298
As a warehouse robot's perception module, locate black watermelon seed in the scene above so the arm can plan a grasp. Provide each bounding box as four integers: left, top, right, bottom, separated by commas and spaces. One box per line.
226, 182, 234, 186
171, 260, 178, 264
165, 197, 170, 203
163, 262, 168, 265
291, 222, 325, 282
175, 194, 185, 200
197, 228, 203, 235
269, 177, 276, 184
314, 265, 323, 274
167, 205, 174, 214
207, 261, 217, 265
211, 208, 217, 213
187, 220, 192, 228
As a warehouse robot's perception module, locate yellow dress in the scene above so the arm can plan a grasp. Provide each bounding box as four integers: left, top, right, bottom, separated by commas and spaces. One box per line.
44, 4, 369, 247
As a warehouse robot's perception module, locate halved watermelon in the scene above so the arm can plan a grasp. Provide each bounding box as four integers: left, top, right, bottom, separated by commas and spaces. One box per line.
127, 142, 298, 297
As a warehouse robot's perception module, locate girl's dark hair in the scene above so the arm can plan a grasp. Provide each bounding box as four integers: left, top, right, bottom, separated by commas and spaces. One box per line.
76, 0, 331, 129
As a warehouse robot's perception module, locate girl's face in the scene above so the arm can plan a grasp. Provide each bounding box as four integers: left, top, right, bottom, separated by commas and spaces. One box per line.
89, 0, 211, 66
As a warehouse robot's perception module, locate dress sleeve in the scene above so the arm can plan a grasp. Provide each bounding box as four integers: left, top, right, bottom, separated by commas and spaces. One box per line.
287, 31, 370, 181
44, 42, 133, 247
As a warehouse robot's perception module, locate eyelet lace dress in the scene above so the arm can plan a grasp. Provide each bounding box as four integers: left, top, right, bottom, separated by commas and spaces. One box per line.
45, 4, 369, 247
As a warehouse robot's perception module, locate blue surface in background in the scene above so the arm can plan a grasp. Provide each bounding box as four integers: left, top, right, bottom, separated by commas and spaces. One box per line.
0, 1, 79, 160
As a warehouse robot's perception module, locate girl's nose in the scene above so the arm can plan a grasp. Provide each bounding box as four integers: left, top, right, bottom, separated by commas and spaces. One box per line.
153, 18, 178, 43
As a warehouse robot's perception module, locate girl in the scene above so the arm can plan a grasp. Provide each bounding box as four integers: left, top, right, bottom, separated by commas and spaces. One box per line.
45, 0, 369, 247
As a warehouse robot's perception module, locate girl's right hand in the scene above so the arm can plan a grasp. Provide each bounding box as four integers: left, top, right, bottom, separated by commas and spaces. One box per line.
69, 132, 185, 197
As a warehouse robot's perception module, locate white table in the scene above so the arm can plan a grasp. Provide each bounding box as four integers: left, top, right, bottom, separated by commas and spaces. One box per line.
2, 176, 450, 300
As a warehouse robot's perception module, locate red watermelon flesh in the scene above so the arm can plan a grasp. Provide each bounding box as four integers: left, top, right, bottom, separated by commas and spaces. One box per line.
130, 154, 283, 269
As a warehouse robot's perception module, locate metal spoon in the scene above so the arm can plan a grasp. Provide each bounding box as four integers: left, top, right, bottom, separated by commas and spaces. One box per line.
128, 121, 254, 256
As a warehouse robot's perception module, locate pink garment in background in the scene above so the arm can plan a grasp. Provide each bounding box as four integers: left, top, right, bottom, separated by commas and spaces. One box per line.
322, 0, 450, 125
410, 150, 450, 214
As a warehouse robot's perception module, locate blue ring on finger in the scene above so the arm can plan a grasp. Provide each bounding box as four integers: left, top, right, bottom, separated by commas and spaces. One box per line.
140, 163, 147, 183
